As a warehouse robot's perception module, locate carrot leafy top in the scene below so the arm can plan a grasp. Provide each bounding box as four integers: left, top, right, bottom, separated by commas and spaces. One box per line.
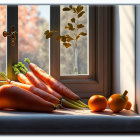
12, 66, 21, 75
13, 62, 29, 75
0, 72, 8, 81
24, 57, 30, 64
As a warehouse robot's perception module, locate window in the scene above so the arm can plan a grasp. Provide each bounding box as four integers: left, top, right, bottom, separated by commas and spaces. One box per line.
0, 5, 112, 101
60, 5, 89, 76
18, 5, 50, 74
0, 5, 6, 80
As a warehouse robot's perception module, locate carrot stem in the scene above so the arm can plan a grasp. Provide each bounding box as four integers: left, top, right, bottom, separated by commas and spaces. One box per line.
61, 99, 84, 110
76, 100, 89, 108
18, 62, 28, 72
19, 67, 28, 75
63, 97, 84, 108
54, 104, 63, 110
123, 90, 128, 96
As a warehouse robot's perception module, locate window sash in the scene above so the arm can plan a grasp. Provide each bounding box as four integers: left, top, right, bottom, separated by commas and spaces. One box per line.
0, 5, 18, 82
50, 6, 112, 99
50, 5, 95, 80
7, 5, 18, 81
0, 5, 112, 100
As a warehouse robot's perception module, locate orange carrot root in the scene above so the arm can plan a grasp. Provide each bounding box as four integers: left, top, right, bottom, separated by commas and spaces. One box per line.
0, 85, 55, 112
24, 58, 80, 100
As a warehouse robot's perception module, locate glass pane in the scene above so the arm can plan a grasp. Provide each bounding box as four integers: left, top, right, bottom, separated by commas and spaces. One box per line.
0, 5, 7, 80
18, 5, 50, 74
60, 5, 89, 76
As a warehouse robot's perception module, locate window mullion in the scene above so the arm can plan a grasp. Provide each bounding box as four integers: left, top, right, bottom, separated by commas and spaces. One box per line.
7, 5, 18, 81
50, 5, 60, 79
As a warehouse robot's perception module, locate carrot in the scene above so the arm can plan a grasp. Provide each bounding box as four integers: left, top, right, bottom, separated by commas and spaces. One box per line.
24, 58, 80, 101
13, 62, 85, 110
12, 66, 32, 85
0, 72, 60, 105
13, 63, 62, 100
0, 85, 56, 112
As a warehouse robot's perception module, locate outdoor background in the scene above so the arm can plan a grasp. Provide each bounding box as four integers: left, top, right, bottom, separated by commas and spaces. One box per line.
0, 5, 88, 77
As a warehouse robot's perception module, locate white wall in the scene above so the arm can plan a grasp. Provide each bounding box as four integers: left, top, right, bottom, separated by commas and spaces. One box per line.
112, 6, 135, 110
136, 6, 140, 113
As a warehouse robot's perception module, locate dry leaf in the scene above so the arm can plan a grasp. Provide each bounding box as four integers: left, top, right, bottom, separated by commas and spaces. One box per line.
64, 26, 69, 29
71, 18, 75, 23
76, 5, 83, 13
72, 7, 77, 13
63, 42, 72, 48
77, 24, 84, 29
56, 36, 61, 41
63, 7, 71, 11
68, 23, 73, 28
79, 32, 87, 36
76, 35, 80, 40
44, 30, 49, 35
44, 30, 56, 39
78, 11, 85, 18
66, 35, 74, 42
67, 23, 75, 30
61, 36, 67, 42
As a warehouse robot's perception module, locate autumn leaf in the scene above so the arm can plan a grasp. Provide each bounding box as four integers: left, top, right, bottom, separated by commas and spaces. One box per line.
76, 35, 80, 40
66, 35, 74, 42
63, 7, 71, 11
49, 31, 56, 35
79, 32, 87, 36
76, 5, 83, 13
45, 34, 51, 39
63, 42, 72, 48
44, 30, 56, 39
64, 26, 69, 29
44, 30, 49, 35
61, 36, 67, 42
77, 24, 84, 29
71, 18, 75, 23
72, 7, 77, 13
78, 11, 85, 18
68, 23, 73, 28
65, 26, 75, 31
69, 27, 75, 31
67, 23, 75, 30
56, 36, 61, 41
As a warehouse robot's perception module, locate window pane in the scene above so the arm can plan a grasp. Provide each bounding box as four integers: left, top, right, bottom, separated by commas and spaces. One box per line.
60, 5, 89, 76
18, 5, 50, 74
0, 5, 7, 80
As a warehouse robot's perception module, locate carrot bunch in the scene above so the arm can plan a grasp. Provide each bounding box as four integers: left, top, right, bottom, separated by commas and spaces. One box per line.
11, 58, 88, 110
0, 57, 88, 112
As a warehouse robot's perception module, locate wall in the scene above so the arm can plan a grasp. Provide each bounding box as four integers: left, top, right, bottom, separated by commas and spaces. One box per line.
112, 6, 135, 110
136, 6, 140, 113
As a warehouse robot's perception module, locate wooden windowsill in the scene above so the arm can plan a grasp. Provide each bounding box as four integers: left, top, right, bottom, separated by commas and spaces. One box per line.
0, 109, 139, 134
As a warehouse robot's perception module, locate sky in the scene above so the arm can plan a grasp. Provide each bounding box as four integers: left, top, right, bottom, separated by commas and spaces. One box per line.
37, 5, 50, 22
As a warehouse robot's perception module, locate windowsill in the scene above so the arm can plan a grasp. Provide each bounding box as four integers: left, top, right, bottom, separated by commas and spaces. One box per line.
0, 109, 139, 134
